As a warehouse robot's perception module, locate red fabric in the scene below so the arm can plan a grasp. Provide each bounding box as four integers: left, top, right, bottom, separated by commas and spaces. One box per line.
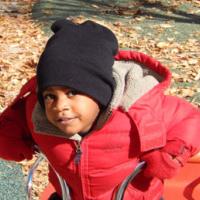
0, 51, 200, 200
162, 140, 191, 165
0, 95, 34, 161
141, 140, 191, 179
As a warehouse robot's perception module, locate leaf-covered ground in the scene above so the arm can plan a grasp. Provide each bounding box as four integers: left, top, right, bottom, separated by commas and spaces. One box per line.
0, 0, 199, 199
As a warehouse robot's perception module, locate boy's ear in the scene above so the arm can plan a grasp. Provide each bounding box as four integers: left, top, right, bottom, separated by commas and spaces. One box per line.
51, 19, 74, 33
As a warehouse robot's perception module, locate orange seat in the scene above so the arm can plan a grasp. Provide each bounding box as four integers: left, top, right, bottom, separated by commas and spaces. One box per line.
163, 153, 200, 200
40, 183, 55, 200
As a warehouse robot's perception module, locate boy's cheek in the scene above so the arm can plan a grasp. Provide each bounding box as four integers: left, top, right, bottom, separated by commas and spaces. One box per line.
45, 111, 55, 125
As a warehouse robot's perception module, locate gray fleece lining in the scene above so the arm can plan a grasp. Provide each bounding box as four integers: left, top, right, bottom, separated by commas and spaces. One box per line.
32, 60, 161, 138
111, 61, 160, 111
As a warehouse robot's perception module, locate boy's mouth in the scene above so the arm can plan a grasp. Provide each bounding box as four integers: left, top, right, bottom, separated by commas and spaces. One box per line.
57, 117, 77, 125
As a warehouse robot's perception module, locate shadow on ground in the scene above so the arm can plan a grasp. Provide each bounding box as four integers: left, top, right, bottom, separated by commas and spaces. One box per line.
31, 0, 200, 23
31, 0, 200, 41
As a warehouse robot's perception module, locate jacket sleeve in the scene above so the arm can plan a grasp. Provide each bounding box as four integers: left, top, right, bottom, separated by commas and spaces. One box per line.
141, 94, 200, 179
161, 95, 200, 154
0, 96, 34, 162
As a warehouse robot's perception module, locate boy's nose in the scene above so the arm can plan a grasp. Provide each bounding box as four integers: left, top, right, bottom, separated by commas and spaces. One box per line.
54, 96, 70, 111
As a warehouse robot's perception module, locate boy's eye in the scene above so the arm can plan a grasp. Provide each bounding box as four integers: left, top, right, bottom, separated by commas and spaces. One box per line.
43, 94, 56, 102
67, 90, 78, 97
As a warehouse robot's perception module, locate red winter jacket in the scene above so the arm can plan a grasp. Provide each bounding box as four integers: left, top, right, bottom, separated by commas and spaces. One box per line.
0, 51, 200, 200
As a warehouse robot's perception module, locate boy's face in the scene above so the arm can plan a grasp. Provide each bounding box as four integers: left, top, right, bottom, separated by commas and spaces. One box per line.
42, 86, 100, 136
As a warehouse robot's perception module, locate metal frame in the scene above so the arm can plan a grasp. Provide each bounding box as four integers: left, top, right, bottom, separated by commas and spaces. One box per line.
26, 152, 71, 200
115, 161, 146, 200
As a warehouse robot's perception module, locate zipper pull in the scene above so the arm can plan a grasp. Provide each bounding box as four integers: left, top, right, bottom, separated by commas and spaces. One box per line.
74, 141, 82, 165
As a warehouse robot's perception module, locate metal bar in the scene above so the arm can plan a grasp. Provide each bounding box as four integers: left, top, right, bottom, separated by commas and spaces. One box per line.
26, 153, 45, 200
115, 161, 146, 200
52, 169, 71, 200
26, 152, 71, 200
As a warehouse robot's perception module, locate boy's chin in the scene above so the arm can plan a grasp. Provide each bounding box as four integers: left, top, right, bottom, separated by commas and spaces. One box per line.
62, 130, 89, 138
56, 125, 79, 136
63, 130, 79, 137
61, 128, 84, 137
57, 125, 90, 137
59, 126, 91, 137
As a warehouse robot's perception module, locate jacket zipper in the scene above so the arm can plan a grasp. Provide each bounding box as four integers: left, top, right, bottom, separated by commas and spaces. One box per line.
74, 140, 82, 165
74, 140, 86, 199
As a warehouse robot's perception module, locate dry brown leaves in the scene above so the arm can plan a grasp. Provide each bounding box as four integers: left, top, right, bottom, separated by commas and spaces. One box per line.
0, 15, 47, 111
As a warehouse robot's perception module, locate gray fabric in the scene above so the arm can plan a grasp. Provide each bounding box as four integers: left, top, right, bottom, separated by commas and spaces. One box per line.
111, 61, 160, 111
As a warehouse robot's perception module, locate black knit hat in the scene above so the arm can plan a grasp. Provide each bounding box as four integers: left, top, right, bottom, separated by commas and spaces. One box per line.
37, 19, 118, 108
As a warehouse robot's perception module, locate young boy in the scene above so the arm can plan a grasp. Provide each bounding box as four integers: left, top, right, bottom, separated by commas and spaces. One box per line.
0, 19, 200, 200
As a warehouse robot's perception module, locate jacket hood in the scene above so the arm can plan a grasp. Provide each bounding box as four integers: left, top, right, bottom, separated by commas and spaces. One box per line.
94, 51, 171, 129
